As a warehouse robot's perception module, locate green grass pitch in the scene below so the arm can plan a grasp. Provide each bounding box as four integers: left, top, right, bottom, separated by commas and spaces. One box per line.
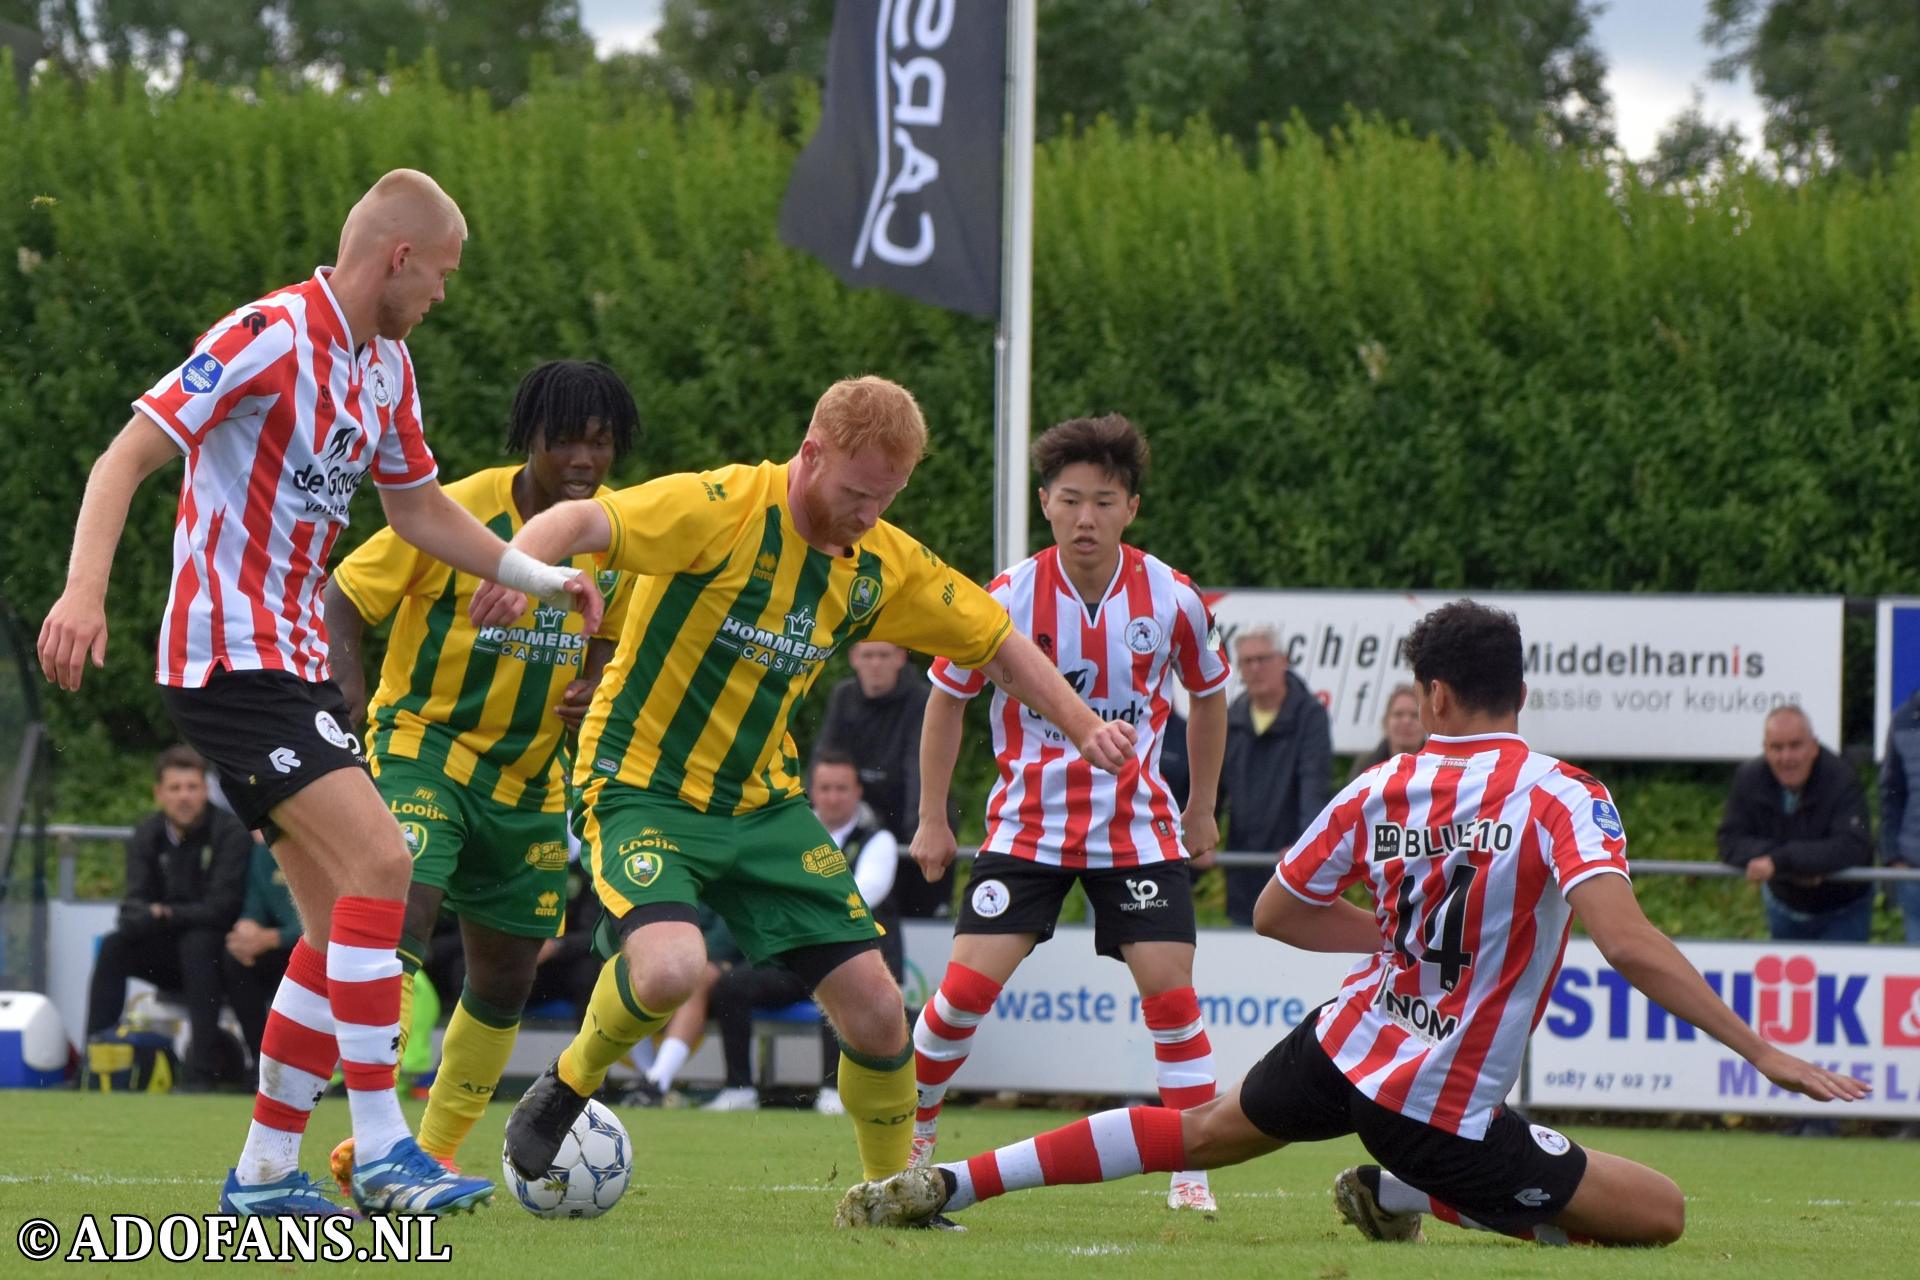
2, 1092, 1916, 1277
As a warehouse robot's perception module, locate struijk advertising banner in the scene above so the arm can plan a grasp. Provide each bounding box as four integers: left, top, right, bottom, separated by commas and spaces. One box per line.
778, 0, 1006, 317
1200, 590, 1842, 762
1529, 939, 1920, 1119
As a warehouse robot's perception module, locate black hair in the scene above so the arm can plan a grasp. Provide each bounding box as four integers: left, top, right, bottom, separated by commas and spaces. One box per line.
1031, 413, 1150, 495
506, 360, 639, 458
1403, 600, 1525, 717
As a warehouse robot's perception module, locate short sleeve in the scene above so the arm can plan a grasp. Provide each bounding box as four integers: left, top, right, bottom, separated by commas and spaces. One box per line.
331, 524, 433, 624
370, 346, 437, 489
926, 571, 1010, 699
1169, 575, 1229, 695
135, 306, 297, 452
597, 469, 750, 576
593, 564, 637, 642
1535, 766, 1632, 895
863, 541, 1012, 670
1278, 774, 1375, 905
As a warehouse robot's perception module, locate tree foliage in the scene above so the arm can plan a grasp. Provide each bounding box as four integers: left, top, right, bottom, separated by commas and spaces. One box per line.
24, 0, 595, 100
1708, 0, 1920, 175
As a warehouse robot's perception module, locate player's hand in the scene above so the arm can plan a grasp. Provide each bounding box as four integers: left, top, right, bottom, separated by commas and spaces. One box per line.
470, 579, 529, 628
1745, 855, 1776, 884
1075, 719, 1135, 774
555, 677, 598, 732
911, 821, 958, 883
1753, 1046, 1870, 1102
37, 590, 109, 691
1181, 806, 1219, 868
560, 570, 605, 636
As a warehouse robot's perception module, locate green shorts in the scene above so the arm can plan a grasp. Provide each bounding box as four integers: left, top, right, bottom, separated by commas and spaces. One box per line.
580, 777, 880, 964
376, 756, 571, 939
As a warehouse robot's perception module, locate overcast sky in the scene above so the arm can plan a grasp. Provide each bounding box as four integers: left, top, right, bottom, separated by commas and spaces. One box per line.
575, 0, 1767, 160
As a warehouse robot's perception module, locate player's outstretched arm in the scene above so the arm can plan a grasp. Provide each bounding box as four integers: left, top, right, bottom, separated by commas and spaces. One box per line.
911, 689, 967, 883
466, 497, 615, 628
1569, 873, 1870, 1102
38, 414, 181, 691
1251, 877, 1379, 952
1182, 691, 1228, 866
979, 631, 1134, 773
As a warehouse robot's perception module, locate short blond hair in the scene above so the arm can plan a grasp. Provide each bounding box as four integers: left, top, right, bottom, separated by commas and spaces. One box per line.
808, 376, 928, 467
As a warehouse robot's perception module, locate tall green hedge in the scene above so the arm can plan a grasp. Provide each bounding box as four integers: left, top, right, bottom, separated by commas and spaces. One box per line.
5, 69, 1919, 895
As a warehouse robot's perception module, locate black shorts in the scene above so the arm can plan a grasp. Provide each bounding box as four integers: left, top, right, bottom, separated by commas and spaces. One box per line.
162, 668, 367, 836
1238, 1009, 1589, 1236
956, 852, 1196, 961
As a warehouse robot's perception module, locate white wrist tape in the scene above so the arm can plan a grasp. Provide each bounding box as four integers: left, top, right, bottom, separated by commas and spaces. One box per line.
496, 547, 577, 607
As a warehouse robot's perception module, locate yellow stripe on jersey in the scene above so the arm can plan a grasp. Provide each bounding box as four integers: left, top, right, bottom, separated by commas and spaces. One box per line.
576, 459, 1011, 814
334, 465, 634, 812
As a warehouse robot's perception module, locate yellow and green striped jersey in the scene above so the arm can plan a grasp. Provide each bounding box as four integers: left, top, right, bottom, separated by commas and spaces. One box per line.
578, 460, 1011, 814
333, 465, 634, 813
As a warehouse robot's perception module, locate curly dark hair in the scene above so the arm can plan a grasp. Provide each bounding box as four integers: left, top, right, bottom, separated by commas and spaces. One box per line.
505, 359, 639, 458
1031, 413, 1150, 495
1403, 601, 1525, 716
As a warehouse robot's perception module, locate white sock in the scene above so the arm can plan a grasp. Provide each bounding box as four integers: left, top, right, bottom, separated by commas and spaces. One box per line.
648, 1038, 693, 1089
1377, 1170, 1434, 1215
236, 1122, 304, 1186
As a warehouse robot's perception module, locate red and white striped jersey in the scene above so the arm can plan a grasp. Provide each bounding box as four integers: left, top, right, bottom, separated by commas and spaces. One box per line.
1278, 732, 1629, 1139
134, 267, 438, 688
929, 544, 1229, 869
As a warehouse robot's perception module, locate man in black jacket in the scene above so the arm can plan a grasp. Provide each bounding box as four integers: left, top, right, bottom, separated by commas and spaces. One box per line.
1218, 628, 1332, 926
812, 641, 946, 915
1717, 706, 1874, 942
87, 745, 251, 1088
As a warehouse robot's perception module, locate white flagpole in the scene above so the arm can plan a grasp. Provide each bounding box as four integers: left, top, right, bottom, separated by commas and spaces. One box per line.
993, 0, 1036, 574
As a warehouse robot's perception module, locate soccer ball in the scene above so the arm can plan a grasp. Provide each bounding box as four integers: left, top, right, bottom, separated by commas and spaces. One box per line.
502, 1099, 632, 1219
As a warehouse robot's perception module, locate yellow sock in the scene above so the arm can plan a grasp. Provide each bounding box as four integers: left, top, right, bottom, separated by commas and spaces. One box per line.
419, 988, 521, 1161
392, 933, 428, 1082
838, 1039, 916, 1180
556, 955, 670, 1097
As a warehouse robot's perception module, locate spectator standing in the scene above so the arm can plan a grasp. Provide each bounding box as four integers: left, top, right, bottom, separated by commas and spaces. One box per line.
1217, 628, 1332, 926
814, 641, 945, 916
1717, 706, 1874, 942
221, 840, 301, 1069
87, 746, 251, 1089
1877, 688, 1920, 943
1345, 683, 1427, 784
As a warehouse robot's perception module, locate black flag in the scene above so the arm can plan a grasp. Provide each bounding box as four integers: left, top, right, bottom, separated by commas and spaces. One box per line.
779, 0, 1007, 318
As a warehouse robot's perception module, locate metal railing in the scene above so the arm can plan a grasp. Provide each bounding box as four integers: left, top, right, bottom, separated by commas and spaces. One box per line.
17, 823, 1920, 902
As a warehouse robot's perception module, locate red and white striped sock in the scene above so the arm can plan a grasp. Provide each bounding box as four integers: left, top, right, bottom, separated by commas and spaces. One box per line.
1141, 987, 1217, 1186
328, 896, 410, 1163
913, 963, 1003, 1135
234, 939, 338, 1185
940, 1106, 1187, 1211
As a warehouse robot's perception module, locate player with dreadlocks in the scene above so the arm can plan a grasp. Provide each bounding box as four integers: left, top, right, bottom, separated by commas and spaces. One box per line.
321, 359, 641, 1181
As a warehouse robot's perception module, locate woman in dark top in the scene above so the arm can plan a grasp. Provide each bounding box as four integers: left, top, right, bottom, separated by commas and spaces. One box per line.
1345, 683, 1426, 784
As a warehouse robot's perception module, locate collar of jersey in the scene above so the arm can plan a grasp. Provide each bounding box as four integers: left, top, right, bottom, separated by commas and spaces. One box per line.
1421, 731, 1527, 750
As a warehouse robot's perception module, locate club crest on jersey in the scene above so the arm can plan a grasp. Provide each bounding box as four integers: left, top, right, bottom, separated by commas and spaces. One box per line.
1591, 800, 1624, 839
847, 573, 882, 623
1124, 616, 1163, 655
180, 354, 224, 395
399, 821, 429, 859
970, 879, 1010, 918
370, 365, 392, 406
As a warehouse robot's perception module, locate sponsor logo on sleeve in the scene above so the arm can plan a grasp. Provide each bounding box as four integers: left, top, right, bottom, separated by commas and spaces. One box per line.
180, 354, 224, 395
1591, 800, 1624, 840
